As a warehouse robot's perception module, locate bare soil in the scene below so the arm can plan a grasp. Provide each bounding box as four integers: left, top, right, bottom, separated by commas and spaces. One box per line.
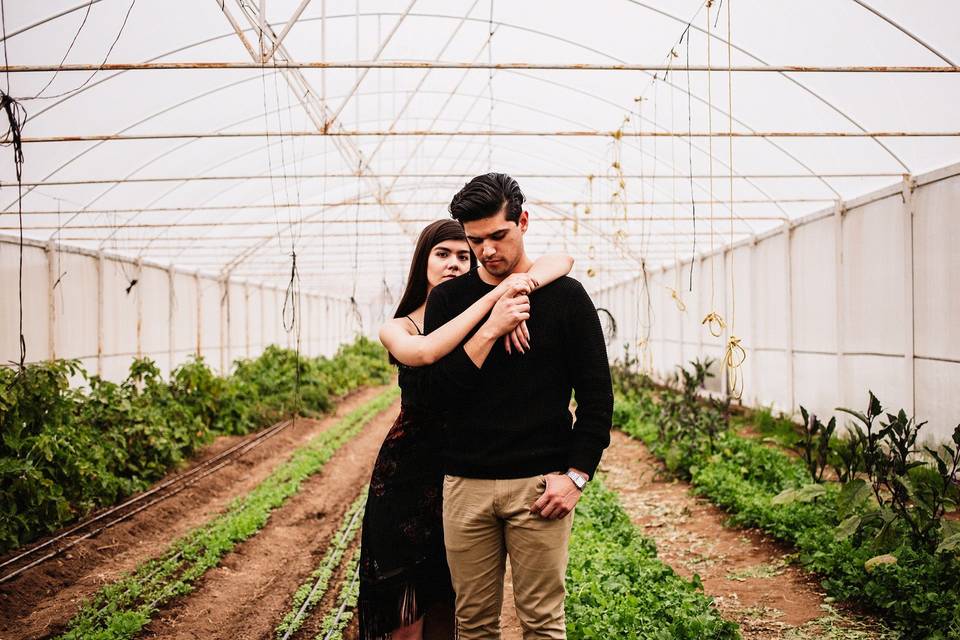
142, 396, 399, 640
0, 386, 387, 640
599, 429, 891, 640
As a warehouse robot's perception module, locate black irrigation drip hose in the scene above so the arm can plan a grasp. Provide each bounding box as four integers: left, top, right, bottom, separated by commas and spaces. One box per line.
281, 493, 367, 640
0, 417, 297, 584
0, 89, 27, 368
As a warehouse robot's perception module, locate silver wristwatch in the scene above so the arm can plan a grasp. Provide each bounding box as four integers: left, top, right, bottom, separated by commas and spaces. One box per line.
565, 470, 587, 491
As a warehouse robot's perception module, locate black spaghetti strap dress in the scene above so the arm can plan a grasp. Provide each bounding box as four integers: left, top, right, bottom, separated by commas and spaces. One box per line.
357, 318, 455, 639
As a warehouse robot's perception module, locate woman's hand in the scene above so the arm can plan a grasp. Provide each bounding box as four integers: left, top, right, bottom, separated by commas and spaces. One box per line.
495, 272, 539, 297
484, 288, 530, 339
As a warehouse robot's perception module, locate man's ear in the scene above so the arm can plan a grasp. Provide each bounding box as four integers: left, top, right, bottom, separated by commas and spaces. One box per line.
518, 210, 529, 234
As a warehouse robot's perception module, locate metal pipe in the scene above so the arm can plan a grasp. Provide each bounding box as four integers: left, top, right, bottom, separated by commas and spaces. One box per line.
4, 61, 958, 72
10, 215, 786, 228
0, 171, 904, 187
21, 130, 958, 143
66, 229, 754, 243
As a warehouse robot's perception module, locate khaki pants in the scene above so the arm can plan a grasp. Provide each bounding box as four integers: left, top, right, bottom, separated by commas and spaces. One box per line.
442, 475, 574, 640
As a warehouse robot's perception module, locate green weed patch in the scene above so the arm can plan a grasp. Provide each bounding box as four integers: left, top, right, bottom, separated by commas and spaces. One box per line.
566, 477, 740, 640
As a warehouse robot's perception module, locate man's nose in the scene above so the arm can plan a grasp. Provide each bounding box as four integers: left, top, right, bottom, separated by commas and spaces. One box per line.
482, 244, 496, 258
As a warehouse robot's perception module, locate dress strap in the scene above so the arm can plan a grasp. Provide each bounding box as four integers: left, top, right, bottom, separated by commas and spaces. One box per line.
405, 315, 423, 335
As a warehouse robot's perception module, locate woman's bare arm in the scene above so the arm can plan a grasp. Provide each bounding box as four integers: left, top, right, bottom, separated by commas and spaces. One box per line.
381, 253, 575, 365
379, 284, 510, 367
526, 253, 575, 290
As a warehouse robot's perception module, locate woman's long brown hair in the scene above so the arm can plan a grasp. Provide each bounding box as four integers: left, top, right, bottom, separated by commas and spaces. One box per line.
392, 220, 477, 345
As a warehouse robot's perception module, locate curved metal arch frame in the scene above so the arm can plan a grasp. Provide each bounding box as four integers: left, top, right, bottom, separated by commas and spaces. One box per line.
14, 9, 903, 205
4, 3, 942, 290
128, 105, 772, 272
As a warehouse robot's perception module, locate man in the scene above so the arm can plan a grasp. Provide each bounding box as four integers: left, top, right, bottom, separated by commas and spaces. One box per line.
424, 173, 613, 640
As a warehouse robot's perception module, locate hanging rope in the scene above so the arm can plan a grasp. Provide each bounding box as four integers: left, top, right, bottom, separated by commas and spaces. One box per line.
668, 286, 687, 312
683, 25, 697, 291
702, 0, 728, 350
702, 311, 725, 337
724, 0, 745, 401
724, 335, 746, 400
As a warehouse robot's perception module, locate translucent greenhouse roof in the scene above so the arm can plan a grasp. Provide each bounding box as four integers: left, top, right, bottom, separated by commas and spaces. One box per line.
1, 0, 959, 301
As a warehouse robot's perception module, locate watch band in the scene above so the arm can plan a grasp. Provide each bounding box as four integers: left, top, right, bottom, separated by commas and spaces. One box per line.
565, 470, 587, 490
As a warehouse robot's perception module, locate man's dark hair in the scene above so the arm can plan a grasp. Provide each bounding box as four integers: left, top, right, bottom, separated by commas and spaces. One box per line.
449, 172, 525, 224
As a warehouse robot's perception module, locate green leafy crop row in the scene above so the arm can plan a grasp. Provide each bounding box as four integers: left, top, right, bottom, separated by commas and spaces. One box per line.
275, 486, 367, 640
0, 337, 391, 553
611, 359, 960, 639
57, 386, 399, 640
566, 476, 740, 640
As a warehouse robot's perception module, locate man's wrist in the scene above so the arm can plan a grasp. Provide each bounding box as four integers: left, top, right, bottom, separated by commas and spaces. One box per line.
565, 468, 588, 490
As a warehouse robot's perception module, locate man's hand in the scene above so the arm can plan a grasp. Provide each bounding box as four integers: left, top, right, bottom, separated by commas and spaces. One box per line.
485, 288, 530, 338
504, 319, 531, 355
530, 472, 584, 519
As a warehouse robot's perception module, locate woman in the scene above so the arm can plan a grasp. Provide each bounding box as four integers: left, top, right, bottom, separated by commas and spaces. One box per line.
358, 219, 573, 640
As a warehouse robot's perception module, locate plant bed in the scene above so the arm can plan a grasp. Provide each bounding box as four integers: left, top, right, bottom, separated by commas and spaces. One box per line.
611, 359, 960, 639
55, 387, 398, 640
565, 475, 740, 640
0, 337, 391, 554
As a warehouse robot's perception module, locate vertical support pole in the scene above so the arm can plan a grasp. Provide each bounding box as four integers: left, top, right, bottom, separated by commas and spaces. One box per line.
748, 237, 757, 405
46, 240, 56, 360
220, 276, 229, 374
721, 248, 730, 399
834, 200, 845, 415
168, 264, 176, 375
697, 256, 705, 365
244, 282, 251, 358
196, 273, 203, 358
902, 175, 917, 416
260, 283, 266, 354
783, 221, 796, 415
676, 262, 684, 374
97, 251, 105, 376
135, 258, 143, 359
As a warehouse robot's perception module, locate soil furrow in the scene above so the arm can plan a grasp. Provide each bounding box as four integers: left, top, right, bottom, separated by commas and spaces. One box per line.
141, 398, 398, 640
0, 386, 388, 640
600, 429, 889, 639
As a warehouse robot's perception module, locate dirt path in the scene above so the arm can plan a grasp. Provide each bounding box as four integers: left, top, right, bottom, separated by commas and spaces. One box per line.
599, 429, 890, 639
143, 397, 400, 640
0, 386, 388, 640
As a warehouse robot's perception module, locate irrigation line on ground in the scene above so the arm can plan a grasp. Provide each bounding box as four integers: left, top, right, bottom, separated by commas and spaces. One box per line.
278, 487, 367, 640
0, 416, 300, 583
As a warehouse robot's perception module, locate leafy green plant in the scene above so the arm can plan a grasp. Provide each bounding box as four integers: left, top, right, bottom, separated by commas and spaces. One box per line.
0, 337, 391, 553
275, 487, 367, 639
612, 380, 960, 639
799, 406, 836, 483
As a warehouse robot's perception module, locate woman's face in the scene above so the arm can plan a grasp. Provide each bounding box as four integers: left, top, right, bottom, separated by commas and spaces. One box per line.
425, 240, 472, 290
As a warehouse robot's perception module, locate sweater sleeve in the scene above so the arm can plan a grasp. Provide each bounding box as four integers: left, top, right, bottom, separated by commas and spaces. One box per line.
564, 282, 613, 478
422, 285, 483, 409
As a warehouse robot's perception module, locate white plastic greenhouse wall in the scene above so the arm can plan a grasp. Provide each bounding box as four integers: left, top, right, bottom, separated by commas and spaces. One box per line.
595, 162, 960, 445
0, 235, 365, 380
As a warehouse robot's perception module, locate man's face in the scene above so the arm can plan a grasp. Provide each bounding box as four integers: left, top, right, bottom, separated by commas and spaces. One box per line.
462, 206, 528, 279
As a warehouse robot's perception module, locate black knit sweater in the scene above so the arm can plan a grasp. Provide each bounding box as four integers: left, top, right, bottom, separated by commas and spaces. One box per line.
423, 268, 613, 480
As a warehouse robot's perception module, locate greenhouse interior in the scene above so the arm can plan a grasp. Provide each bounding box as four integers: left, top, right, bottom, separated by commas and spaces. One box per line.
1, 1, 959, 639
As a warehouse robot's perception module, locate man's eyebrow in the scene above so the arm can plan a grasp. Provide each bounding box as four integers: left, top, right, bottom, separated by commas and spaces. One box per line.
466, 227, 511, 241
